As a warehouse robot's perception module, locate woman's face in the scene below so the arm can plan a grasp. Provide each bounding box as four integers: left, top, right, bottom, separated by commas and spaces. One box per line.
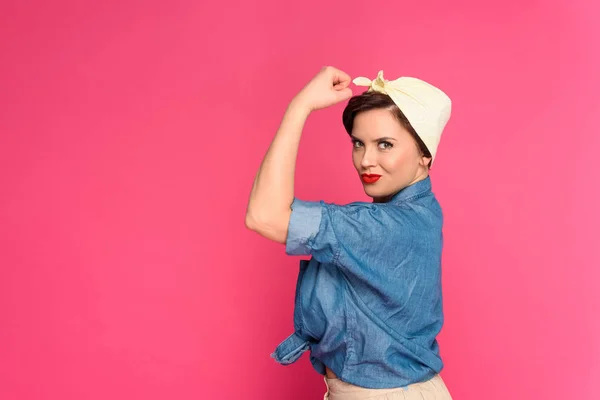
350, 108, 431, 202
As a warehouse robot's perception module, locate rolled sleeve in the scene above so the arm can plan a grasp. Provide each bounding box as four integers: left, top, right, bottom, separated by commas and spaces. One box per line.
285, 197, 420, 278
285, 198, 323, 255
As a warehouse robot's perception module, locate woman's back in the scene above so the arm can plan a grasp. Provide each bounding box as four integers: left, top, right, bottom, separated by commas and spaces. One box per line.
273, 176, 445, 389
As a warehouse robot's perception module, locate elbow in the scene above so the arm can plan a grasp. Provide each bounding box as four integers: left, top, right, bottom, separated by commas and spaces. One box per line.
245, 212, 259, 231
245, 211, 271, 233
244, 211, 289, 244
244, 205, 279, 232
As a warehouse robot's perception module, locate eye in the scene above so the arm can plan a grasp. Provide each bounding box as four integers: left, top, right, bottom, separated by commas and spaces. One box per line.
351, 139, 363, 148
378, 141, 393, 150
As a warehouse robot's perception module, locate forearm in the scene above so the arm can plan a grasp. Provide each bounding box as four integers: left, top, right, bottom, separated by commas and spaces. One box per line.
245, 99, 310, 234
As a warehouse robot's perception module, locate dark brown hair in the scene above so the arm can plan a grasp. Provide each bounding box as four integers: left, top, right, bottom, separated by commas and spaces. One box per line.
342, 91, 432, 168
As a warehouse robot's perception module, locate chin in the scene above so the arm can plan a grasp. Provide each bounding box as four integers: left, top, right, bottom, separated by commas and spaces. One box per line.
362, 185, 384, 197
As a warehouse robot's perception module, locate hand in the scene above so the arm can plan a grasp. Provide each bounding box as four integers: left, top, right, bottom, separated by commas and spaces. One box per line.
292, 66, 353, 113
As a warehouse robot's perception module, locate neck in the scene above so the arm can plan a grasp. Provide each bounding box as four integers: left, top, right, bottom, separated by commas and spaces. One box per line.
372, 171, 429, 203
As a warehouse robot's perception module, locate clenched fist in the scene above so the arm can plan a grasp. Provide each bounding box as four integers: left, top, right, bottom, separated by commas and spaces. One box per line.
292, 66, 354, 113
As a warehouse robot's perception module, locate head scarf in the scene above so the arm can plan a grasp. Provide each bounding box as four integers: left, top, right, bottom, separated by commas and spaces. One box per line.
353, 71, 451, 165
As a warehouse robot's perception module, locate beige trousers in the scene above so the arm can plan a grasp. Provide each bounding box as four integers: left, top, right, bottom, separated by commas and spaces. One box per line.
323, 374, 453, 400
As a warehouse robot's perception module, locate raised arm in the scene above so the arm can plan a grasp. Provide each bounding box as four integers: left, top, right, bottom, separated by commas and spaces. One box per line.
245, 66, 353, 244
244, 100, 308, 243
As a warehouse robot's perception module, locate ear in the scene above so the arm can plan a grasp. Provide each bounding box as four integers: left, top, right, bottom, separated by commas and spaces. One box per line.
419, 154, 432, 167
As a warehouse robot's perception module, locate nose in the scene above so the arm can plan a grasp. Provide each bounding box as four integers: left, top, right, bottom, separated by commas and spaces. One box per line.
360, 147, 377, 170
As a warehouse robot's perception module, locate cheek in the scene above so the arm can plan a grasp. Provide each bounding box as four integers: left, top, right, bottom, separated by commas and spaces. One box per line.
352, 150, 361, 169
382, 153, 401, 169
383, 151, 414, 172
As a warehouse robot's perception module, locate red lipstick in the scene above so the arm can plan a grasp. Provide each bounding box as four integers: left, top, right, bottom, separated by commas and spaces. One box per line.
361, 174, 381, 184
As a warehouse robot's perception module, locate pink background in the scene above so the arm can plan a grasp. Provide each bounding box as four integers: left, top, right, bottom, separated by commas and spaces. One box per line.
1, 1, 599, 399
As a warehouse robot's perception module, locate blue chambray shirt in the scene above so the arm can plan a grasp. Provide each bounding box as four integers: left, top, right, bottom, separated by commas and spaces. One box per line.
271, 176, 445, 389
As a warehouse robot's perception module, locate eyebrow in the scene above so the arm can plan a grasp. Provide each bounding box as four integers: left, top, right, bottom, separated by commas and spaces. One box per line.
350, 135, 397, 142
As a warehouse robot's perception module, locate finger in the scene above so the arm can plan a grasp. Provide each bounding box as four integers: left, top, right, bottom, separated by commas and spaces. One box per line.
330, 68, 351, 87
335, 87, 353, 102
333, 80, 350, 90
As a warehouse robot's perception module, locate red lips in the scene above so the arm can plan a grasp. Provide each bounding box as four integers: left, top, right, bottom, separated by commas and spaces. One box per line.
361, 174, 381, 184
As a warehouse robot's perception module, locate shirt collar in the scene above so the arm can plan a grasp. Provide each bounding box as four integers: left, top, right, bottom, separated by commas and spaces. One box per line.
388, 176, 432, 204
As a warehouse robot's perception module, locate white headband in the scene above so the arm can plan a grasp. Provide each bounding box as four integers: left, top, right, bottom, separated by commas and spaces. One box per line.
353, 70, 451, 165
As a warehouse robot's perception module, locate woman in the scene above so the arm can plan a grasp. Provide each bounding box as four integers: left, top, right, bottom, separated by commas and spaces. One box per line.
245, 66, 453, 399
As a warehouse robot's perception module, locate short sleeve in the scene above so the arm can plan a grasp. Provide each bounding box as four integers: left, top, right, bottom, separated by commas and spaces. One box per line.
285, 198, 327, 256
285, 197, 409, 268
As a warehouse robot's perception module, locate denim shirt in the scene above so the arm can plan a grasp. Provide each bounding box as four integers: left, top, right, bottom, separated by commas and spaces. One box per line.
271, 176, 445, 389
